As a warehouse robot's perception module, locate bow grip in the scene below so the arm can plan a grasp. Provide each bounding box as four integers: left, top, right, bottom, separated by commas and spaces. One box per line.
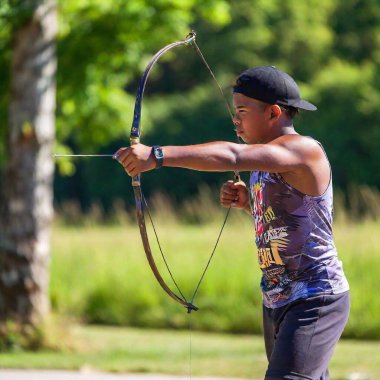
130, 136, 141, 186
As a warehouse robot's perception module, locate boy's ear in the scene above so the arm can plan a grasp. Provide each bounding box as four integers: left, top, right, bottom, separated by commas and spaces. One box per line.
270, 105, 282, 119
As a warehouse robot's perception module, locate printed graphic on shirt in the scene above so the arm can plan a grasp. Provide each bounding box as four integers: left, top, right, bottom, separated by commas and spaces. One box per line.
252, 182, 266, 240
258, 241, 283, 268
251, 173, 300, 303
258, 239, 294, 299
252, 180, 289, 248
263, 226, 287, 243
251, 177, 292, 298
249, 169, 349, 308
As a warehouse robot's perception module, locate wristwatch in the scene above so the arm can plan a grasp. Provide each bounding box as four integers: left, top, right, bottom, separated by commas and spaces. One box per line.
152, 145, 164, 169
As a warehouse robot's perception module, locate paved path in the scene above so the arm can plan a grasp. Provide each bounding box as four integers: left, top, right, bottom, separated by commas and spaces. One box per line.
0, 369, 246, 380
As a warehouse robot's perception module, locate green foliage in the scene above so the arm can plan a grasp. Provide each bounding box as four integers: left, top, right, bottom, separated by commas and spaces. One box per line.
332, 0, 380, 63
302, 59, 380, 188
55, 0, 231, 153
1, 0, 380, 206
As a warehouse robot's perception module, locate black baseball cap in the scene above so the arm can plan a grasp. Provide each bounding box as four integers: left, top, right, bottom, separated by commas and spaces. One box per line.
233, 66, 317, 111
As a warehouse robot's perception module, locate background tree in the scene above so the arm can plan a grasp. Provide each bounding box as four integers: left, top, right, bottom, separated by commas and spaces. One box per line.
0, 0, 57, 348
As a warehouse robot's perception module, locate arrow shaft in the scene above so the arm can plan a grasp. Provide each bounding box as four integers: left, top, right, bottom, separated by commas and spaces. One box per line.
54, 154, 114, 158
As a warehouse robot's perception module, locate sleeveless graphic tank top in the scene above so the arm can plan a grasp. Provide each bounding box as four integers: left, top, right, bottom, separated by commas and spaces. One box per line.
249, 145, 349, 308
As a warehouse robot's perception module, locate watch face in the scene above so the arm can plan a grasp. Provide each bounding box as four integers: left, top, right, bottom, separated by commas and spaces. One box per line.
154, 146, 163, 159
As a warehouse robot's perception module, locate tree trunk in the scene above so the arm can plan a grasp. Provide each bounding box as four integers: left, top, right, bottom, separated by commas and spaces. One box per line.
0, 0, 57, 331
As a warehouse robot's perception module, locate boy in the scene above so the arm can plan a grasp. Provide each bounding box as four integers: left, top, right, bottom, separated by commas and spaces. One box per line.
115, 66, 350, 379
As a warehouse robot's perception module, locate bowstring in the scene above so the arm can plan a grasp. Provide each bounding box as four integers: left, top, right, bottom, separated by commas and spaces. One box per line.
190, 36, 242, 150
188, 311, 193, 380
186, 36, 241, 307
190, 207, 231, 306
185, 38, 239, 379
190, 39, 235, 123
137, 35, 239, 311
142, 191, 189, 304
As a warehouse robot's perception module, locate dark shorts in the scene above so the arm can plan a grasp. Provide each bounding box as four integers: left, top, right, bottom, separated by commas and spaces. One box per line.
263, 291, 350, 380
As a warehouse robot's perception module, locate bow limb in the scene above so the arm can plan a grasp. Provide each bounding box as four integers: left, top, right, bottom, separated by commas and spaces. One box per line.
133, 186, 198, 312
130, 32, 198, 313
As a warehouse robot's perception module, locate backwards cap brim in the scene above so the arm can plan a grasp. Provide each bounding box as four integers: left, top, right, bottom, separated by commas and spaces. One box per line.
292, 99, 317, 111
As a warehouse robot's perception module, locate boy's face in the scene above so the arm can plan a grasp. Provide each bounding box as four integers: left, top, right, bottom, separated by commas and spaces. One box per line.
232, 93, 272, 144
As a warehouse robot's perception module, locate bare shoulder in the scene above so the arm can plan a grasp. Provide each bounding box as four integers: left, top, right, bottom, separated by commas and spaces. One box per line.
270, 134, 330, 196
270, 134, 326, 163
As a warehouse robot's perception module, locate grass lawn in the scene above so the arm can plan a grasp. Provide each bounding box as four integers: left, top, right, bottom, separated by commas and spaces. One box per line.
49, 219, 380, 338
1, 324, 379, 379
7, 217, 373, 379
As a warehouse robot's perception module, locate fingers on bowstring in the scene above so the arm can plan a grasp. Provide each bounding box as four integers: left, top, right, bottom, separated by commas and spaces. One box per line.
223, 185, 239, 197
222, 180, 237, 193
220, 191, 239, 208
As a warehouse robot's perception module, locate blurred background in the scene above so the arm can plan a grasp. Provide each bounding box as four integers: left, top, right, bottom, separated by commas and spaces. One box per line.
0, 0, 379, 378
